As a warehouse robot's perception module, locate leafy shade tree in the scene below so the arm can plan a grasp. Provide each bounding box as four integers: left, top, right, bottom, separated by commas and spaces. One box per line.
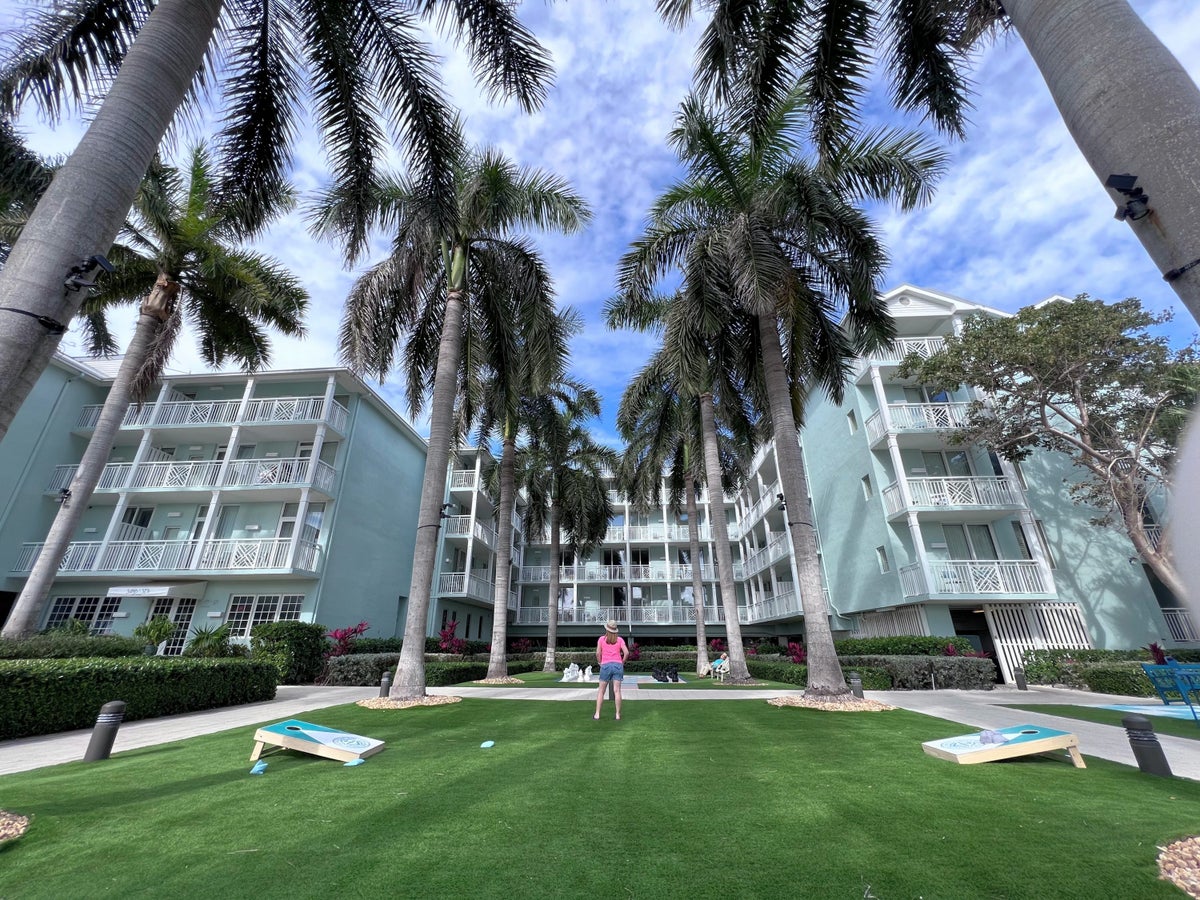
320, 147, 590, 700
521, 390, 617, 671
898, 295, 1197, 599
615, 347, 753, 676
476, 320, 584, 681
1, 146, 307, 638
615, 90, 943, 697
0, 0, 552, 442
662, 0, 1200, 325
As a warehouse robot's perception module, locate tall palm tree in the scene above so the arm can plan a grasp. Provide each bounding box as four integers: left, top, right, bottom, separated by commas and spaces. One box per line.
520, 391, 617, 672
0, 0, 552, 441
1, 145, 307, 638
662, 0, 1200, 324
0, 121, 52, 267
615, 90, 943, 697
475, 319, 583, 681
614, 347, 754, 676
319, 146, 590, 700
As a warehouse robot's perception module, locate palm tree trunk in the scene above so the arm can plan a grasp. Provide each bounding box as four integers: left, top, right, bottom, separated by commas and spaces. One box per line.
2, 278, 176, 637
685, 471, 710, 675
542, 504, 561, 672
0, 0, 224, 442
698, 392, 750, 681
486, 429, 517, 679
1003, 0, 1200, 323
392, 281, 468, 701
757, 313, 848, 698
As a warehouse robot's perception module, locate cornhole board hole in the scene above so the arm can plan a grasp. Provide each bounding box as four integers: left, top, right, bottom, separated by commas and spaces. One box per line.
250, 719, 385, 763
922, 724, 1085, 768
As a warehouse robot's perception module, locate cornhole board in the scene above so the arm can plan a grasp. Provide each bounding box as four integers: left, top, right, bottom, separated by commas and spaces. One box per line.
250, 719, 385, 763
922, 724, 1085, 768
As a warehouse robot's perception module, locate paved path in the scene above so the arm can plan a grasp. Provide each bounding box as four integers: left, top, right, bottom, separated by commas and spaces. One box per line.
3, 683, 1199, 780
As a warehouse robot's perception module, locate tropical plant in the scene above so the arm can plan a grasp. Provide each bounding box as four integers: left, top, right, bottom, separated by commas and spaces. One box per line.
0, 120, 52, 267
897, 295, 1197, 598
0, 0, 552, 441
520, 389, 617, 671
133, 615, 177, 651
614, 89, 943, 697
326, 621, 370, 659
0, 146, 307, 639
316, 144, 590, 700
662, 0, 1200, 324
183, 623, 235, 658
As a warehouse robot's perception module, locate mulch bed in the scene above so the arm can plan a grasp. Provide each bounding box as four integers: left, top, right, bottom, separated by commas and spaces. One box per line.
0, 811, 29, 844
1159, 836, 1200, 898
355, 695, 462, 710
768, 695, 895, 712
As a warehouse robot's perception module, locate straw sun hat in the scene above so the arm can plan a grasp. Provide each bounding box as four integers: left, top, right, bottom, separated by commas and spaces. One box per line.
604, 620, 619, 633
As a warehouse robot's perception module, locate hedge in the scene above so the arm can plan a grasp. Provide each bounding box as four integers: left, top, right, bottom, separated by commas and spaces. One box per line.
838, 655, 996, 690
0, 657, 277, 740
833, 636, 974, 657
1022, 648, 1153, 687
251, 621, 328, 683
746, 658, 892, 690
0, 633, 146, 659
1073, 663, 1156, 697
322, 654, 544, 686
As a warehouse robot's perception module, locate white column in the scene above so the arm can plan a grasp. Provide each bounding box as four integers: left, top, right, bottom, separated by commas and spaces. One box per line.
287, 491, 311, 570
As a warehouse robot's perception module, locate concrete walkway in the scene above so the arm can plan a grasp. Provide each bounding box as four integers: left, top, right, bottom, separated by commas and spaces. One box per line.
3, 683, 1199, 780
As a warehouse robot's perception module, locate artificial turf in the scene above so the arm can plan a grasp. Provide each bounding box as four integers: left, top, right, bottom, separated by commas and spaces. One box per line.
1003, 703, 1200, 741
1, 698, 1197, 899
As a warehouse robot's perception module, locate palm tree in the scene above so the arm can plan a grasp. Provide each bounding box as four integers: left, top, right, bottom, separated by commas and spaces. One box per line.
662, 0, 1200, 324
320, 146, 590, 700
0, 121, 52, 266
0, 146, 307, 638
475, 318, 583, 681
520, 391, 617, 672
0, 0, 552, 441
615, 90, 943, 697
614, 347, 754, 676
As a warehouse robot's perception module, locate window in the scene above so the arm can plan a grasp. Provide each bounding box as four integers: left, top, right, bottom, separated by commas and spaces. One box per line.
1011, 522, 1033, 560
45, 596, 120, 633
477, 617, 484, 639
225, 594, 304, 638
441, 609, 449, 629
861, 475, 873, 501
147, 598, 197, 656
847, 410, 858, 434
1033, 520, 1056, 569
875, 546, 890, 574
465, 614, 472, 638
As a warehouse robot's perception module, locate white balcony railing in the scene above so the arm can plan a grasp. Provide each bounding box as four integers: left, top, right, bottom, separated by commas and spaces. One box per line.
899, 560, 1048, 598
866, 402, 970, 444
869, 337, 946, 365
14, 537, 322, 574
881, 476, 1022, 516
48, 456, 337, 495
437, 572, 493, 601
742, 589, 803, 622
1162, 608, 1200, 642
442, 516, 497, 549
449, 469, 477, 490
742, 533, 790, 576
76, 395, 349, 433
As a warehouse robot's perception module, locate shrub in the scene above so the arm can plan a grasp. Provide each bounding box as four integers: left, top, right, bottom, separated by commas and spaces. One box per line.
352, 637, 404, 654
250, 621, 328, 683
708, 638, 726, 653
1075, 662, 1156, 697
323, 653, 401, 687
510, 638, 534, 654
0, 657, 276, 740
183, 624, 236, 658
326, 621, 370, 659
834, 636, 973, 657
133, 615, 177, 649
1021, 648, 1151, 687
787, 642, 807, 665
0, 633, 145, 659
745, 659, 892, 689
838, 655, 996, 690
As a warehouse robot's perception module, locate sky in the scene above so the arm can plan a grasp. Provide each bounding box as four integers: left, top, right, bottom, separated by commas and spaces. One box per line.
3, 0, 1200, 450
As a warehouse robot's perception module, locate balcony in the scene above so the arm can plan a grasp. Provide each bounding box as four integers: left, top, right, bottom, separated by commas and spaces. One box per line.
868, 337, 946, 366
881, 476, 1022, 518
515, 604, 745, 626
865, 402, 970, 445
442, 516, 497, 549
437, 572, 493, 602
448, 469, 478, 491
742, 588, 804, 622
13, 537, 322, 576
519, 562, 746, 583
76, 395, 348, 434
1162, 607, 1199, 642
47, 456, 336, 496
899, 560, 1050, 598
741, 533, 790, 576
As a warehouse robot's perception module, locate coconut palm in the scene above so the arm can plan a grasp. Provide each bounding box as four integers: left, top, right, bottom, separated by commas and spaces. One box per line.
1, 145, 307, 638
520, 390, 617, 672
318, 146, 590, 700
615, 90, 943, 697
662, 0, 1200, 324
614, 346, 754, 676
0, 121, 51, 266
0, 0, 552, 441
475, 317, 583, 681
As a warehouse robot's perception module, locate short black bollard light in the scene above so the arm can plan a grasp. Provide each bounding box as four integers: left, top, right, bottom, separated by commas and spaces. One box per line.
83, 700, 127, 762
1013, 667, 1029, 691
848, 673, 864, 699
1123, 714, 1173, 778
379, 670, 393, 697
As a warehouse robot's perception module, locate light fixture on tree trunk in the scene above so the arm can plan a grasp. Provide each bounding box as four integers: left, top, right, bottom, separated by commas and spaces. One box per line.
64, 255, 115, 292
1105, 173, 1153, 221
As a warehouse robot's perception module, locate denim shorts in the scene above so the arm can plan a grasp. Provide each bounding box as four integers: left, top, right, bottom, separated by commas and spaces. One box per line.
599, 662, 624, 682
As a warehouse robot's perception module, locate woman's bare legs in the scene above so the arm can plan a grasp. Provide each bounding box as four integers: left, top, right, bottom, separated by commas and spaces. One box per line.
614, 680, 622, 719
594, 680, 607, 718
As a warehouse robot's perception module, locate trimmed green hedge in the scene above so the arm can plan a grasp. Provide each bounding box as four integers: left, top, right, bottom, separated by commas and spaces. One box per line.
0, 633, 146, 659
1074, 663, 1156, 697
834, 636, 974, 657
1022, 648, 1152, 687
746, 658, 892, 690
322, 654, 544, 686
0, 657, 277, 740
838, 655, 996, 690
251, 621, 327, 683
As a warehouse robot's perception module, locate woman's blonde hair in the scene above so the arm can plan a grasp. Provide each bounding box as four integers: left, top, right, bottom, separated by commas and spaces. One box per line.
605, 633, 619, 644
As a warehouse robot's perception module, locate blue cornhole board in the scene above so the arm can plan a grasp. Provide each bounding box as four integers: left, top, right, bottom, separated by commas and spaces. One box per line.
250, 719, 385, 764
922, 724, 1085, 768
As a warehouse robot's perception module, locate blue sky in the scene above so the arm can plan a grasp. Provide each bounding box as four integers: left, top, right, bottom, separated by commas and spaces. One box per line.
4, 0, 1200, 449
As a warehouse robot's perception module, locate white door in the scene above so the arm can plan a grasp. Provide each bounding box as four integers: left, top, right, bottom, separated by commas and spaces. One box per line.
983, 602, 1092, 683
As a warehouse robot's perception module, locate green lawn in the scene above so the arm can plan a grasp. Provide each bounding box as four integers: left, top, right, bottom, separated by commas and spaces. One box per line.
2, 699, 1197, 899
1004, 703, 1200, 741
493, 671, 793, 690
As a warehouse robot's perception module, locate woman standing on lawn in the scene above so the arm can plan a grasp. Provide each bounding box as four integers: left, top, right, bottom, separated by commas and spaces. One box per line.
594, 619, 629, 720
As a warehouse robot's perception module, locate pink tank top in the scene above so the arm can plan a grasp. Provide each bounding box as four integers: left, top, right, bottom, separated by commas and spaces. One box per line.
597, 636, 626, 664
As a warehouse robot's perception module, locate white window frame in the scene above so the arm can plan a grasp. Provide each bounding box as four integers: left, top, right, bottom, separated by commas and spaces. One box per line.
45, 596, 120, 634
224, 594, 304, 639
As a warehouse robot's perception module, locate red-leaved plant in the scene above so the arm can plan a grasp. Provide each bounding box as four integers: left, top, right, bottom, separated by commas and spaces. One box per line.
438, 621, 467, 656
943, 641, 990, 659
1147, 642, 1168, 665
787, 642, 807, 665
628, 641, 641, 661
510, 638, 533, 654
708, 637, 726, 653
326, 621, 369, 658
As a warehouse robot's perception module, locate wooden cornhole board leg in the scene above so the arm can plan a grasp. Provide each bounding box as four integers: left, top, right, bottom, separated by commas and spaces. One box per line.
922, 724, 1085, 768
250, 719, 385, 764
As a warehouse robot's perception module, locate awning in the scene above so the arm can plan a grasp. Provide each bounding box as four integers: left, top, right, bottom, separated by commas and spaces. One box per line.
106, 582, 208, 600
